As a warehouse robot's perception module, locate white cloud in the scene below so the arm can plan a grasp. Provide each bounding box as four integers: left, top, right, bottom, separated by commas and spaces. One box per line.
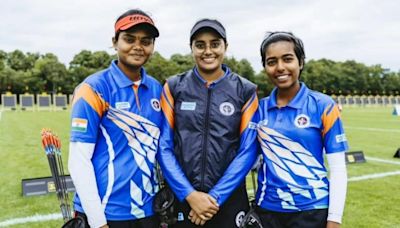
0, 0, 399, 72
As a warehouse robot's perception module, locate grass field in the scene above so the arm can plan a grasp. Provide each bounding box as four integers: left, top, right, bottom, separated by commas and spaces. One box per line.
0, 106, 399, 227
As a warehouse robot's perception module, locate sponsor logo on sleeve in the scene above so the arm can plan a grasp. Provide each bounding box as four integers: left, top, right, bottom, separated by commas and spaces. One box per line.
336, 134, 347, 143
71, 118, 88, 132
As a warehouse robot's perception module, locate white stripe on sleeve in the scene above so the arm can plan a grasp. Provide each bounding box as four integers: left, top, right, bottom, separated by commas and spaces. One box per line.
326, 152, 347, 224
68, 142, 107, 228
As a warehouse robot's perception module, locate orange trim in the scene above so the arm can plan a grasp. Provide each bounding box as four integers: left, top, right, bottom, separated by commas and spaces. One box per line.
161, 83, 175, 128
322, 104, 340, 136
115, 14, 154, 32
163, 83, 174, 108
132, 84, 141, 111
240, 96, 259, 134
72, 83, 107, 117
242, 93, 255, 112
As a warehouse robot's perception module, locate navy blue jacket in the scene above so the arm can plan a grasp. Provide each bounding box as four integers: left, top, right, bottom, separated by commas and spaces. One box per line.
157, 65, 259, 205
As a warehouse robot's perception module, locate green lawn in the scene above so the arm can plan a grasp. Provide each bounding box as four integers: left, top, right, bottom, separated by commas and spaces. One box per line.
0, 106, 399, 227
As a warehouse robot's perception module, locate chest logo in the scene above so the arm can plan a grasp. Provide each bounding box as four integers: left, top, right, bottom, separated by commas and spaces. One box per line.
180, 101, 196, 111
151, 99, 161, 112
219, 102, 235, 116
294, 114, 310, 128
115, 102, 130, 110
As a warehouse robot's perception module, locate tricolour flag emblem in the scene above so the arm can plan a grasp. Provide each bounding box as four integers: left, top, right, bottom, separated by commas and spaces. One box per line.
71, 118, 88, 132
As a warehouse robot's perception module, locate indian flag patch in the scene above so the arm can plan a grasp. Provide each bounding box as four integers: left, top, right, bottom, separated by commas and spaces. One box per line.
71, 118, 88, 132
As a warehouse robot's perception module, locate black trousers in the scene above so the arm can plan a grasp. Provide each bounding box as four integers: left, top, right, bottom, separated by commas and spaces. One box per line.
255, 206, 328, 228
75, 211, 159, 228
172, 184, 250, 228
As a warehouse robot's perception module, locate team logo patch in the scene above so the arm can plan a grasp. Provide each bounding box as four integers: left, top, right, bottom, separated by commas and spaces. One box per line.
219, 102, 235, 116
71, 118, 88, 132
294, 114, 310, 128
235, 211, 246, 227
115, 101, 130, 110
151, 99, 161, 112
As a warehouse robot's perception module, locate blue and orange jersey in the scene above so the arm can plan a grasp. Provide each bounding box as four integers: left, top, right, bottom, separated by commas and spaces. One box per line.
256, 82, 348, 212
157, 65, 259, 205
70, 60, 162, 220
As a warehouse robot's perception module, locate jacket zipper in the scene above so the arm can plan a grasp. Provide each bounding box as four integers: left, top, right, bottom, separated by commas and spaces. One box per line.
200, 87, 212, 191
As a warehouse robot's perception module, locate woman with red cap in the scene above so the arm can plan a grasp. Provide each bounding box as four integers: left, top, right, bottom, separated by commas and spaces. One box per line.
68, 9, 162, 228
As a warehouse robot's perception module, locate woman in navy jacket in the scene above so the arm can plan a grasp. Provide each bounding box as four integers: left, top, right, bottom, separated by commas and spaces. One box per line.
157, 18, 259, 228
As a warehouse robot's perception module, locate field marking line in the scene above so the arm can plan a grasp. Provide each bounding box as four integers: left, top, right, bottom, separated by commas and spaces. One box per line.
348, 170, 400, 182
0, 213, 61, 227
366, 156, 400, 165
2, 169, 400, 227
345, 126, 400, 133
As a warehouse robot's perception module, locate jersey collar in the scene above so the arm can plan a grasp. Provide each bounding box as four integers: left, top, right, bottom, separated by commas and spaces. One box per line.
193, 64, 230, 87
268, 82, 309, 109
110, 60, 150, 89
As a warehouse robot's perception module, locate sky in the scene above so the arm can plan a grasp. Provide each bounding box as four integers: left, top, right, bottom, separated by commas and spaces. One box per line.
1, 0, 399, 73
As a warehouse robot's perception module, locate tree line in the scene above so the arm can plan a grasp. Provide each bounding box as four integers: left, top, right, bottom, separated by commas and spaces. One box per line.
0, 49, 399, 97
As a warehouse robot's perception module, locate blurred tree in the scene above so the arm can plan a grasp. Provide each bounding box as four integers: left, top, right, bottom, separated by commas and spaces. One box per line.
0, 50, 7, 71
237, 59, 255, 81
145, 52, 180, 83
0, 49, 399, 96
170, 53, 194, 73
69, 50, 114, 87
254, 70, 274, 98
6, 50, 39, 72
381, 71, 400, 95
31, 53, 68, 94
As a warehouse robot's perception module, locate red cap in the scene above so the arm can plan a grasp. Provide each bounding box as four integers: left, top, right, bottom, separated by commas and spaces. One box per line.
115, 14, 159, 37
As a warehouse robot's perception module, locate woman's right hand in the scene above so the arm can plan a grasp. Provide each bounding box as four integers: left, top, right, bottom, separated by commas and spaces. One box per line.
186, 191, 219, 220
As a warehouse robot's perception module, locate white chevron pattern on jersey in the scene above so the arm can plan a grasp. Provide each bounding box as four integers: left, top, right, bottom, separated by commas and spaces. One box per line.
107, 107, 160, 215
99, 125, 116, 209
130, 180, 145, 218
258, 125, 328, 209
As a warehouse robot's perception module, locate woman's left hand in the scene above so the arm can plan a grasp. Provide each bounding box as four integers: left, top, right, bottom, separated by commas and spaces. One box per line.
188, 210, 207, 226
